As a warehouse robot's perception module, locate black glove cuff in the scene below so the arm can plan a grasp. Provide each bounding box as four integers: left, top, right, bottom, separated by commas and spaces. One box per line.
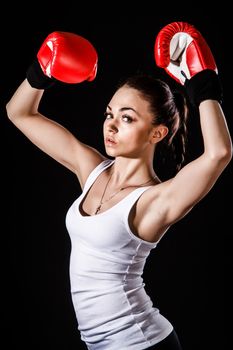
26, 59, 56, 89
184, 69, 223, 107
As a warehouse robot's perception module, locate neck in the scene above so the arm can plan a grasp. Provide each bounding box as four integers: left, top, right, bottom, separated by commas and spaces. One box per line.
109, 156, 158, 186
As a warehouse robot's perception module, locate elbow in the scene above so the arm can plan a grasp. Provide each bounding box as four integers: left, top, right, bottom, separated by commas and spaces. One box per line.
208, 144, 233, 168
6, 101, 15, 122
225, 144, 233, 165
220, 149, 233, 168
6, 101, 21, 123
220, 141, 233, 165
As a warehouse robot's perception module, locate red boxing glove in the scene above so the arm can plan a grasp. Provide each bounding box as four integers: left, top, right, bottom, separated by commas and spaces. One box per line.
154, 21, 217, 85
37, 31, 98, 83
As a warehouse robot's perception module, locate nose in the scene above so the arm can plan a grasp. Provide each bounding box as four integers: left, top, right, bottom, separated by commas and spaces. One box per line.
106, 119, 118, 133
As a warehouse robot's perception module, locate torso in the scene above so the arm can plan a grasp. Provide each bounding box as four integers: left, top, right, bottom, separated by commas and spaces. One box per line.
80, 163, 170, 243
65, 159, 173, 349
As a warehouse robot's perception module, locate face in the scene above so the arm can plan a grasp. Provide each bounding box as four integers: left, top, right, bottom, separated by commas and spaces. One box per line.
103, 86, 156, 158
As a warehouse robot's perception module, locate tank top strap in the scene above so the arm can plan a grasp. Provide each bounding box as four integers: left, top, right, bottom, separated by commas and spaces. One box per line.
120, 186, 158, 247
119, 186, 152, 215
83, 158, 115, 194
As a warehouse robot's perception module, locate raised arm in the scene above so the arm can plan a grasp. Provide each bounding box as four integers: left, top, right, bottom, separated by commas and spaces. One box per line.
6, 31, 105, 188
156, 22, 232, 223
137, 22, 232, 242
165, 99, 231, 223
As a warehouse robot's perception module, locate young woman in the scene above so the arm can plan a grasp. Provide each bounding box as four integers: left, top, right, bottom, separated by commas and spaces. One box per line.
6, 24, 232, 350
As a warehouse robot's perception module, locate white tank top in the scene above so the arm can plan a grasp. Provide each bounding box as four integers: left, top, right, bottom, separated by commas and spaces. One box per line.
65, 159, 173, 350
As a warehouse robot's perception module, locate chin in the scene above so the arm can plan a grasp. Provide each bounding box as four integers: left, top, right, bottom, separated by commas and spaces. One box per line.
105, 149, 118, 157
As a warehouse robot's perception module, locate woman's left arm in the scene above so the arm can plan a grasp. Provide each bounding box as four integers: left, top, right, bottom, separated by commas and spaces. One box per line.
135, 100, 232, 243
159, 99, 232, 224
137, 21, 232, 240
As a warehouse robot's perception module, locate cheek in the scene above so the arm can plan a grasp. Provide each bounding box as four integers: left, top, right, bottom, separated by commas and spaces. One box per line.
103, 121, 109, 134
127, 125, 151, 142
121, 128, 151, 152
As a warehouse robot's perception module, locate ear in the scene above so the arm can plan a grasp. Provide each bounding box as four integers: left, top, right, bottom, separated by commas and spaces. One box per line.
150, 125, 169, 144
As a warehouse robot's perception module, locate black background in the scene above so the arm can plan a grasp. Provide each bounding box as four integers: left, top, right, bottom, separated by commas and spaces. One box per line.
2, 4, 232, 350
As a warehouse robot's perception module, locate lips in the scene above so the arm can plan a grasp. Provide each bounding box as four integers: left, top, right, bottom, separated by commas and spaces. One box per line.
105, 136, 117, 145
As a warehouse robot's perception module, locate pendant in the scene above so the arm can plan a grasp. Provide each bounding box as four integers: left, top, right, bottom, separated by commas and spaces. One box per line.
95, 205, 101, 215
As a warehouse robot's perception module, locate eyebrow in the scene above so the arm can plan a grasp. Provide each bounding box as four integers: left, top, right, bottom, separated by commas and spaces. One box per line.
107, 105, 142, 117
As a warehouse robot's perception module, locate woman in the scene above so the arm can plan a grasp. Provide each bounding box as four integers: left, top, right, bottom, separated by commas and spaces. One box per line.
6, 26, 232, 350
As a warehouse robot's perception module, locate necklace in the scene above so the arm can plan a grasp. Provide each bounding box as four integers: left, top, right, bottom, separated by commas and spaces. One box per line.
94, 172, 156, 215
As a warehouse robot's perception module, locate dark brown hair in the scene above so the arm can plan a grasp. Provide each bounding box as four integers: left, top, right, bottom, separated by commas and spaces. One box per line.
117, 74, 188, 175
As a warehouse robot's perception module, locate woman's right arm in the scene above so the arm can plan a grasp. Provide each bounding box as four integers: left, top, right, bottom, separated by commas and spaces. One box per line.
6, 79, 105, 188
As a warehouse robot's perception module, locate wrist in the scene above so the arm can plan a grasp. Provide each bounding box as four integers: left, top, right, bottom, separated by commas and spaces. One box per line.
184, 69, 223, 107
26, 59, 56, 89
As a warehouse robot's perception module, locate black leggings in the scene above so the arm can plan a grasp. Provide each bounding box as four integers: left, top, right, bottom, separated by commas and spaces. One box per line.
144, 330, 183, 350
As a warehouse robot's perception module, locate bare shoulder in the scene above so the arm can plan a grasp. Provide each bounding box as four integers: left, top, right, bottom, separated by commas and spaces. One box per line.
139, 177, 172, 205
74, 146, 108, 189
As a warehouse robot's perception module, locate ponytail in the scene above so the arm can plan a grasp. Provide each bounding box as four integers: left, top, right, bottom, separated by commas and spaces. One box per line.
169, 91, 188, 172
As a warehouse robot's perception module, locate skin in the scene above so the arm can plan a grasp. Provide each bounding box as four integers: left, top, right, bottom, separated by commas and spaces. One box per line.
6, 79, 232, 243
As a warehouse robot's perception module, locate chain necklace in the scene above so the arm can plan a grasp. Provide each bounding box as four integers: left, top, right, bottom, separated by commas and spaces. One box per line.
94, 172, 156, 215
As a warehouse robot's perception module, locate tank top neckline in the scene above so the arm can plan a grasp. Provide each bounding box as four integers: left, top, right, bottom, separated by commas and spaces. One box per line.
78, 159, 153, 218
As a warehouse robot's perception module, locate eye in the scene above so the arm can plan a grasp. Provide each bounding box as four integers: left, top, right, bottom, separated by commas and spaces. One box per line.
122, 115, 133, 123
104, 112, 113, 119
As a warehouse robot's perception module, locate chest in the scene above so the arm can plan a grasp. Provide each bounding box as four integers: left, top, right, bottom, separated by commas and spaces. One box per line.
66, 196, 143, 253
80, 182, 141, 217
